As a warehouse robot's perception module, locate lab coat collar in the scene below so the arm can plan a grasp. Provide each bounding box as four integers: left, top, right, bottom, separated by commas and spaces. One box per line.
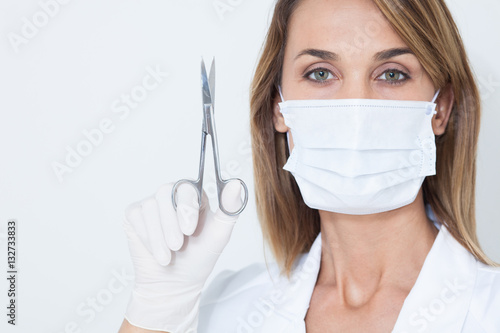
265, 206, 477, 332
391, 211, 476, 332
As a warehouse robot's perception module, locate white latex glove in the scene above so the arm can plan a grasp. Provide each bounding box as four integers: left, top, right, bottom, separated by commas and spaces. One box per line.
123, 180, 243, 332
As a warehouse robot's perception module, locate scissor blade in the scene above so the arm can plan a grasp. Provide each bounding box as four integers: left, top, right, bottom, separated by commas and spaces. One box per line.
201, 58, 212, 105
209, 57, 215, 110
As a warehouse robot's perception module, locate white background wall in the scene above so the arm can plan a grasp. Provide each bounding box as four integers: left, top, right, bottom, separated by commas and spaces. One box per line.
0, 0, 498, 332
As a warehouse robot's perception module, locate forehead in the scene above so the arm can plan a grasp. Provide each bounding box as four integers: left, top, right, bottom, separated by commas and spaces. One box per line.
287, 0, 408, 58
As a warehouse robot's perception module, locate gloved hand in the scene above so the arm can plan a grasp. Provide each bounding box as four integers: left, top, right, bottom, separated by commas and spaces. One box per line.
123, 180, 243, 332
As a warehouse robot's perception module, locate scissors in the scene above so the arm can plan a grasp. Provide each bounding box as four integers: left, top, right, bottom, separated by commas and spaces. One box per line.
171, 57, 249, 216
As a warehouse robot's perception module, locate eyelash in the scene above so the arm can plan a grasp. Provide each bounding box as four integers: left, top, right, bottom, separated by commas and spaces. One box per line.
303, 67, 334, 85
303, 67, 411, 85
377, 68, 411, 85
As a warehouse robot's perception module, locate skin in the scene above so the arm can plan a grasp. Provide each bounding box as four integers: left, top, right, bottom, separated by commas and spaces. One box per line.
119, 0, 455, 331
118, 319, 166, 333
272, 0, 454, 331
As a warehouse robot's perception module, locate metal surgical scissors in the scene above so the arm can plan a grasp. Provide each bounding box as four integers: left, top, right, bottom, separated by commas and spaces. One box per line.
171, 57, 248, 216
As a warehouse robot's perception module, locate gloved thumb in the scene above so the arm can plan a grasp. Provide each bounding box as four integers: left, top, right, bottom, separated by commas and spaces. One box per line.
201, 179, 243, 254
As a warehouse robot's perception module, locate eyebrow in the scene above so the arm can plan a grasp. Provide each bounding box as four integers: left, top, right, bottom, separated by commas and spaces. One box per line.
294, 48, 340, 61
294, 47, 414, 62
373, 47, 414, 61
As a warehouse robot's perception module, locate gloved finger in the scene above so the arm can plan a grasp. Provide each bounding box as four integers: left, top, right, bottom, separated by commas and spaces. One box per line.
122, 216, 152, 259
202, 179, 242, 254
125, 202, 153, 256
213, 179, 243, 223
156, 183, 184, 251
175, 183, 201, 236
199, 186, 211, 221
141, 197, 172, 266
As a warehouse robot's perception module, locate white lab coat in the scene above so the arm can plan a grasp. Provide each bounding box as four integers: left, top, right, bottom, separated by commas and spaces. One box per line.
198, 207, 500, 332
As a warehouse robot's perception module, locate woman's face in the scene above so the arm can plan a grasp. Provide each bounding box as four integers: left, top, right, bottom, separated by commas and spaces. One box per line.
273, 0, 451, 150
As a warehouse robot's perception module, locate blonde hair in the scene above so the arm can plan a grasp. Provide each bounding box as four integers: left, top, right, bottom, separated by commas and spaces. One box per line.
250, 0, 498, 277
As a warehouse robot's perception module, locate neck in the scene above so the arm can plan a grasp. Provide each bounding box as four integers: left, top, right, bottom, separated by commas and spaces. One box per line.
317, 190, 439, 307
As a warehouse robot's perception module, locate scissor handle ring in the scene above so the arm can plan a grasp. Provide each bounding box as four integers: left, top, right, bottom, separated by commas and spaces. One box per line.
217, 178, 249, 216
171, 179, 202, 212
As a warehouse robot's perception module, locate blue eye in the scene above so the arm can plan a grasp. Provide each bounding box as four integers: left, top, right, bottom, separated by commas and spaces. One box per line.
305, 68, 334, 84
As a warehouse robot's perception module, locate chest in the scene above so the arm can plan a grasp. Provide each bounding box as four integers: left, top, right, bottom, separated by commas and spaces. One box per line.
304, 286, 408, 333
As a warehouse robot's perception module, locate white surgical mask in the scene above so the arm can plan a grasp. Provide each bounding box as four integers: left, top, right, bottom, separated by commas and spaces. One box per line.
278, 86, 440, 215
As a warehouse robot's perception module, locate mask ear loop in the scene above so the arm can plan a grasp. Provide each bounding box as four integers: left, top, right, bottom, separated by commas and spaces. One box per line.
286, 131, 291, 154
278, 85, 285, 103
431, 89, 440, 103
277, 85, 291, 153
428, 89, 441, 115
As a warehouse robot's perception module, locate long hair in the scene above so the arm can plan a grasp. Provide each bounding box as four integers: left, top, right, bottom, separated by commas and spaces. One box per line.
250, 0, 497, 277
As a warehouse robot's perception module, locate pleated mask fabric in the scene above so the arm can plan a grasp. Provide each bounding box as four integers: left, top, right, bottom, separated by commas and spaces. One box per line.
278, 87, 440, 215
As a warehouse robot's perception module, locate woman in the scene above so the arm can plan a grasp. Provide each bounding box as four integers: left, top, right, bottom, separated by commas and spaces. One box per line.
119, 0, 500, 332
